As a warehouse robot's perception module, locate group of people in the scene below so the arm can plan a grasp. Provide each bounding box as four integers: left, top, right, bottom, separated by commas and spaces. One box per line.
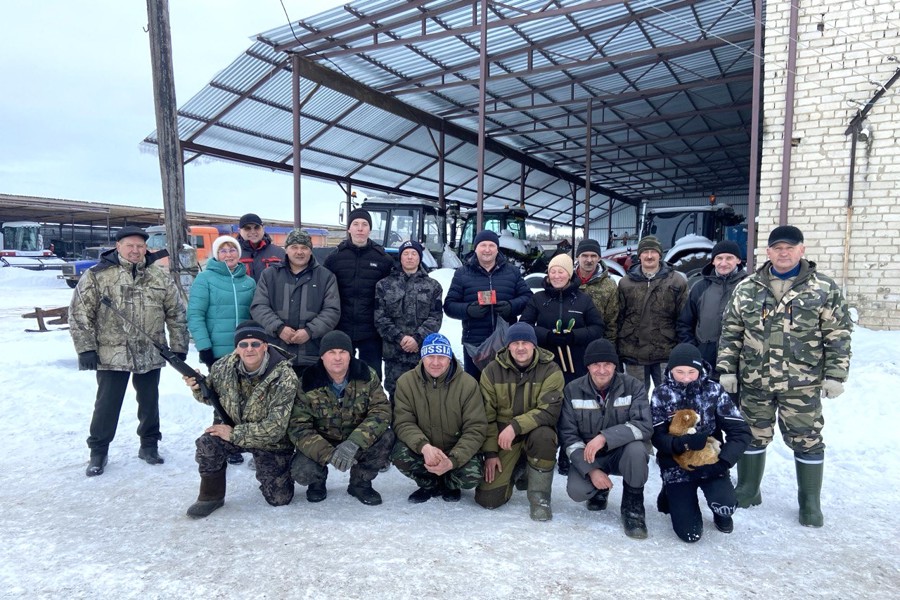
68, 213, 851, 542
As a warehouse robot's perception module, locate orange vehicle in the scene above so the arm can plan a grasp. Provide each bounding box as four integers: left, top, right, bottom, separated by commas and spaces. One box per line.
146, 225, 220, 267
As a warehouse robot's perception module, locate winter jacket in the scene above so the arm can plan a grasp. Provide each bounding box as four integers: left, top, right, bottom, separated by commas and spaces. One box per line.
479, 347, 565, 454
717, 259, 852, 392
617, 262, 688, 364
69, 248, 188, 374
650, 363, 752, 485
250, 256, 341, 366
575, 263, 619, 344
289, 357, 391, 465
195, 348, 298, 451
393, 360, 488, 469
519, 279, 606, 380
444, 253, 533, 345
238, 233, 285, 282
323, 238, 394, 342
187, 258, 256, 358
374, 267, 443, 367
558, 371, 652, 477
676, 263, 748, 370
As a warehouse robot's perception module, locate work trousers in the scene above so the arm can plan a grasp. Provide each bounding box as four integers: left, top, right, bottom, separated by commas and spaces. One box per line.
87, 369, 161, 453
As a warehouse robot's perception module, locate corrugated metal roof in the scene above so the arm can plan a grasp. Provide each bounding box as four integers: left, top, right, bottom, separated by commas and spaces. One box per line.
145, 0, 758, 228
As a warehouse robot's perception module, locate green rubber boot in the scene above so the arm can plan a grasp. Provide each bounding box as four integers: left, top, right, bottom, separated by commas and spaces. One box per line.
796, 458, 824, 528
734, 451, 766, 508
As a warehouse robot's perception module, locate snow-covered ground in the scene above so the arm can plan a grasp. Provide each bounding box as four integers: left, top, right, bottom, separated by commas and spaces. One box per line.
1, 267, 897, 599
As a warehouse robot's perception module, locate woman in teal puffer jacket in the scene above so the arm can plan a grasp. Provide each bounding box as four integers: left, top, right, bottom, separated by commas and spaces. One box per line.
188, 236, 257, 367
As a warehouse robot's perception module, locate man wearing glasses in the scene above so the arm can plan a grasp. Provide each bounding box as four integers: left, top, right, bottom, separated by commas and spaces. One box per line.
183, 320, 299, 518
237, 213, 285, 282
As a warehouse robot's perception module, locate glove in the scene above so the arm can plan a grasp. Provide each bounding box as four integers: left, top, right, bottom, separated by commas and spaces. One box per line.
546, 331, 571, 346
174, 352, 188, 362
821, 379, 844, 399
466, 302, 490, 319
719, 373, 738, 394
330, 440, 360, 472
78, 351, 99, 371
691, 459, 730, 479
494, 301, 512, 319
672, 432, 709, 453
199, 348, 216, 369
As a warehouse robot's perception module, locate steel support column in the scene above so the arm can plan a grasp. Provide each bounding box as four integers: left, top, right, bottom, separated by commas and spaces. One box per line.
292, 54, 302, 228
583, 98, 593, 240
475, 0, 488, 231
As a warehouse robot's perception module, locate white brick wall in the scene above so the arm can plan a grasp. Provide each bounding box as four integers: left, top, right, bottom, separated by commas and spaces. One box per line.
759, 0, 900, 329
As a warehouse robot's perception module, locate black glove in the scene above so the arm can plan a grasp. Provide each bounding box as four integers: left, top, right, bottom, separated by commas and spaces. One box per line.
546, 331, 570, 346
330, 440, 360, 472
199, 348, 216, 369
494, 301, 512, 319
691, 459, 730, 479
78, 350, 98, 371
672, 432, 709, 453
466, 302, 490, 319
173, 352, 188, 362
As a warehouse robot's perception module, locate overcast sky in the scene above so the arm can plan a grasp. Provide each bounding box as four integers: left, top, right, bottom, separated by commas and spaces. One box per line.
0, 0, 348, 226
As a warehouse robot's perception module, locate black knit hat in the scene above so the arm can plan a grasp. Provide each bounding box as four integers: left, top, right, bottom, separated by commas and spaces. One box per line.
115, 226, 149, 242
667, 343, 703, 371
506, 322, 538, 346
711, 240, 742, 261
398, 239, 424, 261
583, 339, 619, 368
347, 208, 373, 230
473, 230, 500, 248
319, 330, 353, 356
576, 238, 602, 256
234, 320, 268, 346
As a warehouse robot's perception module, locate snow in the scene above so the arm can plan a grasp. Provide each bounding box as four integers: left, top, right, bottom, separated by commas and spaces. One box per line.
1, 267, 898, 599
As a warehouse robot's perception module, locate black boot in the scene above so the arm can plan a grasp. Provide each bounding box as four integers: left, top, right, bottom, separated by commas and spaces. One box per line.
714, 514, 734, 533
187, 470, 226, 518
138, 446, 165, 465
587, 489, 609, 511
621, 484, 648, 539
557, 447, 570, 476
408, 486, 441, 504
348, 479, 383, 506
306, 480, 327, 503
656, 487, 670, 514
86, 452, 108, 477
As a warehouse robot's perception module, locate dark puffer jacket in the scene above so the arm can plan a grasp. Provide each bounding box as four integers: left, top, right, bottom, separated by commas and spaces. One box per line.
617, 262, 688, 364
443, 253, 533, 345
519, 279, 606, 380
238, 233, 285, 282
324, 238, 394, 342
676, 263, 748, 371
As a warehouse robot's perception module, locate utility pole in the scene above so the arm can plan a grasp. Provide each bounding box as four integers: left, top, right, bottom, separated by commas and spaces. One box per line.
146, 0, 194, 296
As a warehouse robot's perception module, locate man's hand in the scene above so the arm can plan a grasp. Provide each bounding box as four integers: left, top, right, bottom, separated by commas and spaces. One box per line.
467, 302, 490, 319
183, 375, 200, 391
588, 469, 613, 491
719, 373, 738, 394
292, 328, 311, 345
399, 335, 419, 353
330, 440, 360, 472
205, 424, 233, 442
494, 301, 512, 319
484, 456, 502, 484
425, 455, 454, 476
421, 444, 448, 467
672, 432, 708, 454
279, 326, 297, 344
497, 424, 516, 451
584, 433, 607, 463
78, 350, 98, 371
821, 379, 844, 399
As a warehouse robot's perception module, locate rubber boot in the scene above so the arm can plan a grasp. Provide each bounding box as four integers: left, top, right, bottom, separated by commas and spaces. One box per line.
526, 465, 554, 522
187, 470, 226, 518
348, 475, 383, 506
734, 450, 766, 508
621, 484, 648, 539
796, 458, 824, 528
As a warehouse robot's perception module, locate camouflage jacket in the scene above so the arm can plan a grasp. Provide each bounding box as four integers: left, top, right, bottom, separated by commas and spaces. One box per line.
289, 357, 391, 465
374, 267, 443, 364
479, 347, 565, 454
196, 348, 298, 451
69, 249, 188, 374
717, 259, 852, 392
574, 263, 619, 344
393, 360, 487, 469
617, 262, 688, 364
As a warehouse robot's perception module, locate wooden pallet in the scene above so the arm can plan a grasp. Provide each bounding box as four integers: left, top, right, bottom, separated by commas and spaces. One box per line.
22, 306, 70, 332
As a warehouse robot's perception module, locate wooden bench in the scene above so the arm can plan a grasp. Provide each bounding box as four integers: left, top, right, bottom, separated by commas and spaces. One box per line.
22, 306, 70, 332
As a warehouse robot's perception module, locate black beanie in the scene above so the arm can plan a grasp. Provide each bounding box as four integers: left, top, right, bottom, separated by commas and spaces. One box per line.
347, 208, 373, 230
576, 238, 602, 257
473, 230, 500, 247
711, 240, 742, 261
234, 320, 268, 346
319, 330, 353, 356
583, 339, 619, 368
667, 343, 703, 371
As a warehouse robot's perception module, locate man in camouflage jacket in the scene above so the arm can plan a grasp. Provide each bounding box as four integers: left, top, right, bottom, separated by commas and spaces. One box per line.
184, 321, 299, 518
717, 226, 851, 528
573, 238, 619, 344
69, 226, 188, 477
289, 330, 394, 505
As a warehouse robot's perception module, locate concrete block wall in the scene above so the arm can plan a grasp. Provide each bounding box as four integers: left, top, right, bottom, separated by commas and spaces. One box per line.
759, 0, 900, 329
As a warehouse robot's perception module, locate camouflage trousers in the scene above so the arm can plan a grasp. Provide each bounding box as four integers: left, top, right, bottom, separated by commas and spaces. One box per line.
390, 441, 484, 491
740, 386, 824, 457
195, 433, 295, 506
382, 354, 418, 400
475, 425, 557, 509
291, 428, 395, 486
